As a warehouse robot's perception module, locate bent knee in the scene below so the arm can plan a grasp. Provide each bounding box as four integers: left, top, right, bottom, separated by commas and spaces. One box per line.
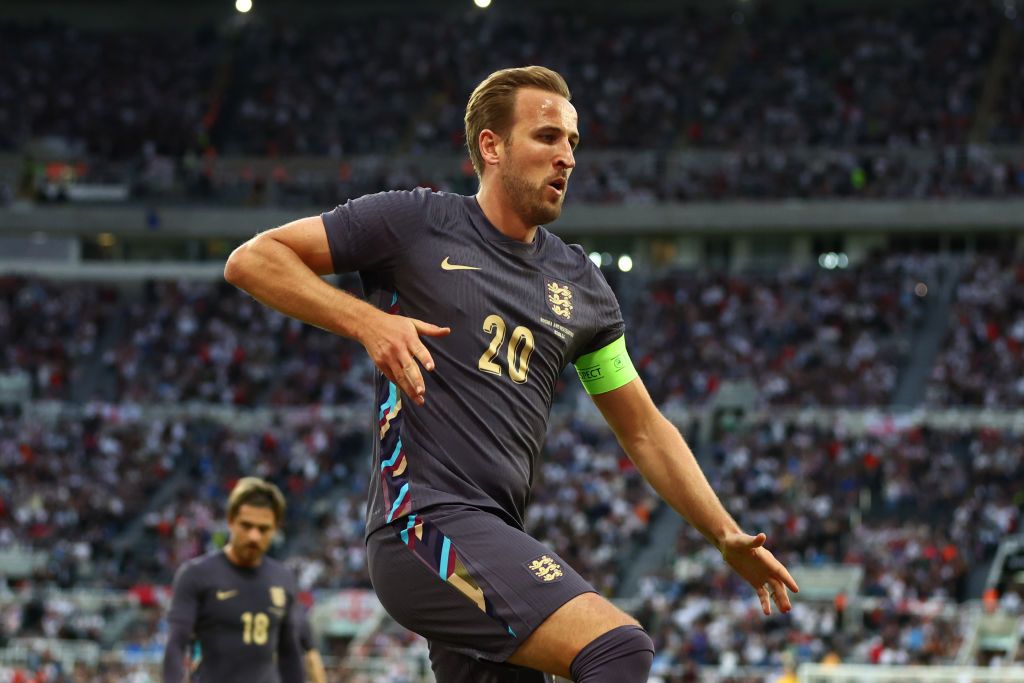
569, 624, 654, 682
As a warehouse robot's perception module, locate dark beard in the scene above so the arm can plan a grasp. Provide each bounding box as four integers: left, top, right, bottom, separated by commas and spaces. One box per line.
500, 167, 563, 227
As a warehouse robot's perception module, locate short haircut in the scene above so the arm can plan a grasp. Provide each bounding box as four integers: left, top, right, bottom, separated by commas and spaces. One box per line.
464, 65, 571, 178
226, 477, 286, 526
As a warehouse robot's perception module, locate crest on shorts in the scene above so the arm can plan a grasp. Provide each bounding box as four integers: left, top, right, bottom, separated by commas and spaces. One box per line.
270, 586, 287, 608
525, 554, 564, 583
546, 280, 573, 321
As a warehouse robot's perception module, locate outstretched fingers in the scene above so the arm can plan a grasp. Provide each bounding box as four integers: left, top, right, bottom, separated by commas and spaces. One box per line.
411, 318, 451, 339
724, 531, 800, 616
376, 318, 450, 406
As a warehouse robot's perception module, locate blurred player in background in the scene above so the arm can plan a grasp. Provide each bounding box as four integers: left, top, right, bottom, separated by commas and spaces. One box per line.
225, 65, 798, 682
162, 477, 305, 683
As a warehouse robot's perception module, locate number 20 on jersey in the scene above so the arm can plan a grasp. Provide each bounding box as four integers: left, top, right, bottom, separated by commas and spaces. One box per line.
477, 315, 535, 384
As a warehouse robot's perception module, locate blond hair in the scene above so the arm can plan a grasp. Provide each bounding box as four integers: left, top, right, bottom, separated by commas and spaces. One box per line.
464, 66, 571, 178
226, 477, 287, 525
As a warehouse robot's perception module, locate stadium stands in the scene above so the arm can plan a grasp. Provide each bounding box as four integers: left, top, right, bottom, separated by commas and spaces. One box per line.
2, 1, 1023, 680
926, 254, 1024, 406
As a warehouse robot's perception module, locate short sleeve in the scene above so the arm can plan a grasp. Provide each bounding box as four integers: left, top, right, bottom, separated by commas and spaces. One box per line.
166, 562, 201, 629
573, 260, 625, 363
321, 187, 438, 274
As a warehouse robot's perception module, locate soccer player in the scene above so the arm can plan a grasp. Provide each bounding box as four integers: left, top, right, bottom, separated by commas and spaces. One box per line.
162, 477, 304, 683
224, 66, 799, 682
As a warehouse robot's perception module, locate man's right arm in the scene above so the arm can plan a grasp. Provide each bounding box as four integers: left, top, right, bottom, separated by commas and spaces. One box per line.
224, 216, 375, 340
224, 215, 449, 405
162, 565, 200, 683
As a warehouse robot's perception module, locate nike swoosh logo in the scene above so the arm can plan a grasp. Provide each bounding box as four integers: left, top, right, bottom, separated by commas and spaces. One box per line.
441, 257, 481, 271
216, 590, 238, 601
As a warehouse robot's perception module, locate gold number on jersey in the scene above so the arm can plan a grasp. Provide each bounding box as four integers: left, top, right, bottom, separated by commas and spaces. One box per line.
507, 326, 535, 384
478, 314, 506, 376
241, 611, 269, 645
477, 315, 534, 384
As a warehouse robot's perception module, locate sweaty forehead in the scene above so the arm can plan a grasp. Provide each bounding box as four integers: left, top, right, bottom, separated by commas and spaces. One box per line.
514, 88, 578, 132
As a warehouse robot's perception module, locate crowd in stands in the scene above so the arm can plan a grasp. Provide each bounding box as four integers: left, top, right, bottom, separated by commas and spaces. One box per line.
0, 278, 118, 402
116, 143, 1024, 208
927, 253, 1024, 407
2, 3, 1012, 157
705, 419, 1019, 602
108, 278, 368, 406
635, 252, 935, 408
0, 411, 182, 588
0, 23, 213, 160
4, 2, 1024, 207
568, 147, 1024, 204
641, 596, 966, 678
0, 256, 938, 412
622, 415, 1022, 673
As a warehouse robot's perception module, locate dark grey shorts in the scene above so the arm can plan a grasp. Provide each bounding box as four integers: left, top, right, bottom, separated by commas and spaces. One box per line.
366, 505, 595, 681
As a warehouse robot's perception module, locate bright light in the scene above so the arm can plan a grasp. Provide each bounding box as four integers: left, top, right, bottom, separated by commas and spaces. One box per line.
618, 255, 634, 272
474, 0, 491, 7
818, 252, 849, 270
235, 0, 252, 13
589, 252, 602, 267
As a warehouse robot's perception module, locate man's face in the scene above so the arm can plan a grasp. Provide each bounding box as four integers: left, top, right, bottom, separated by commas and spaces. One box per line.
227, 504, 278, 566
499, 88, 579, 227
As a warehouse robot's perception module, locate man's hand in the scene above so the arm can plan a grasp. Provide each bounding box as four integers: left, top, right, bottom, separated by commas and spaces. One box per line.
357, 311, 451, 406
719, 532, 799, 616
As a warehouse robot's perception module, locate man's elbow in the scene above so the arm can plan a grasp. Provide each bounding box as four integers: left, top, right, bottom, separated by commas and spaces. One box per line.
224, 240, 257, 288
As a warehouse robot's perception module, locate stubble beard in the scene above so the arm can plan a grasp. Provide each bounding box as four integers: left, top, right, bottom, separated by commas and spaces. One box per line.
500, 164, 564, 227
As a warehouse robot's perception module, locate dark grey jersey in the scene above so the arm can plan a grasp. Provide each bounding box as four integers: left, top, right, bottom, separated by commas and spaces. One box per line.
323, 189, 624, 534
165, 551, 300, 683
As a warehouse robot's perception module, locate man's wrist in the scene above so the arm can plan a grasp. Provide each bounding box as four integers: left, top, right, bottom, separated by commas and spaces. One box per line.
710, 522, 741, 553
338, 298, 379, 344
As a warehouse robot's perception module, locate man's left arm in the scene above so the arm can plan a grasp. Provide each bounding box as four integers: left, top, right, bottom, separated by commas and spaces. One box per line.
591, 378, 799, 615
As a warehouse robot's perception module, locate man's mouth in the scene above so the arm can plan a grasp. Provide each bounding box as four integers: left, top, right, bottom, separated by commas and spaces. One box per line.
547, 177, 567, 196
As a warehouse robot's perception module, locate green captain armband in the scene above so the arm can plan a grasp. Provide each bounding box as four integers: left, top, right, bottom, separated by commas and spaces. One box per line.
574, 335, 638, 395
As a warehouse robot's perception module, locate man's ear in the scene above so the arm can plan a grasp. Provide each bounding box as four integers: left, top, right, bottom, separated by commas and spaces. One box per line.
479, 129, 503, 168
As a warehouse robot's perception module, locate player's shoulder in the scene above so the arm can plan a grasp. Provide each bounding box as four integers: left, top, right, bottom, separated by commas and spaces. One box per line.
377, 187, 470, 232
539, 230, 605, 285
173, 550, 224, 586
418, 187, 472, 227
181, 549, 224, 571
259, 555, 299, 587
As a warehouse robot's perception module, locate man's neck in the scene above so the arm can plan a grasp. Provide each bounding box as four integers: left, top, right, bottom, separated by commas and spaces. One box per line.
224, 545, 262, 568
475, 185, 537, 244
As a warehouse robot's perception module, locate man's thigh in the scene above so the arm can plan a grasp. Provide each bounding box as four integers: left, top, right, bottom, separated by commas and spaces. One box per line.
505, 592, 640, 679
366, 506, 594, 668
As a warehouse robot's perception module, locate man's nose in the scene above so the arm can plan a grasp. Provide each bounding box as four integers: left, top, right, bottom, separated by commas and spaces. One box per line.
556, 140, 575, 169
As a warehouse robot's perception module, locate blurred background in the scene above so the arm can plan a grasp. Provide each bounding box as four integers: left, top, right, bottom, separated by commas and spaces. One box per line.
1, 0, 1023, 681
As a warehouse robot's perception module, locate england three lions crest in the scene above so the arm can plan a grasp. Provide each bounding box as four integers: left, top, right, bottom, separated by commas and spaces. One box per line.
525, 554, 564, 583
546, 280, 573, 321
